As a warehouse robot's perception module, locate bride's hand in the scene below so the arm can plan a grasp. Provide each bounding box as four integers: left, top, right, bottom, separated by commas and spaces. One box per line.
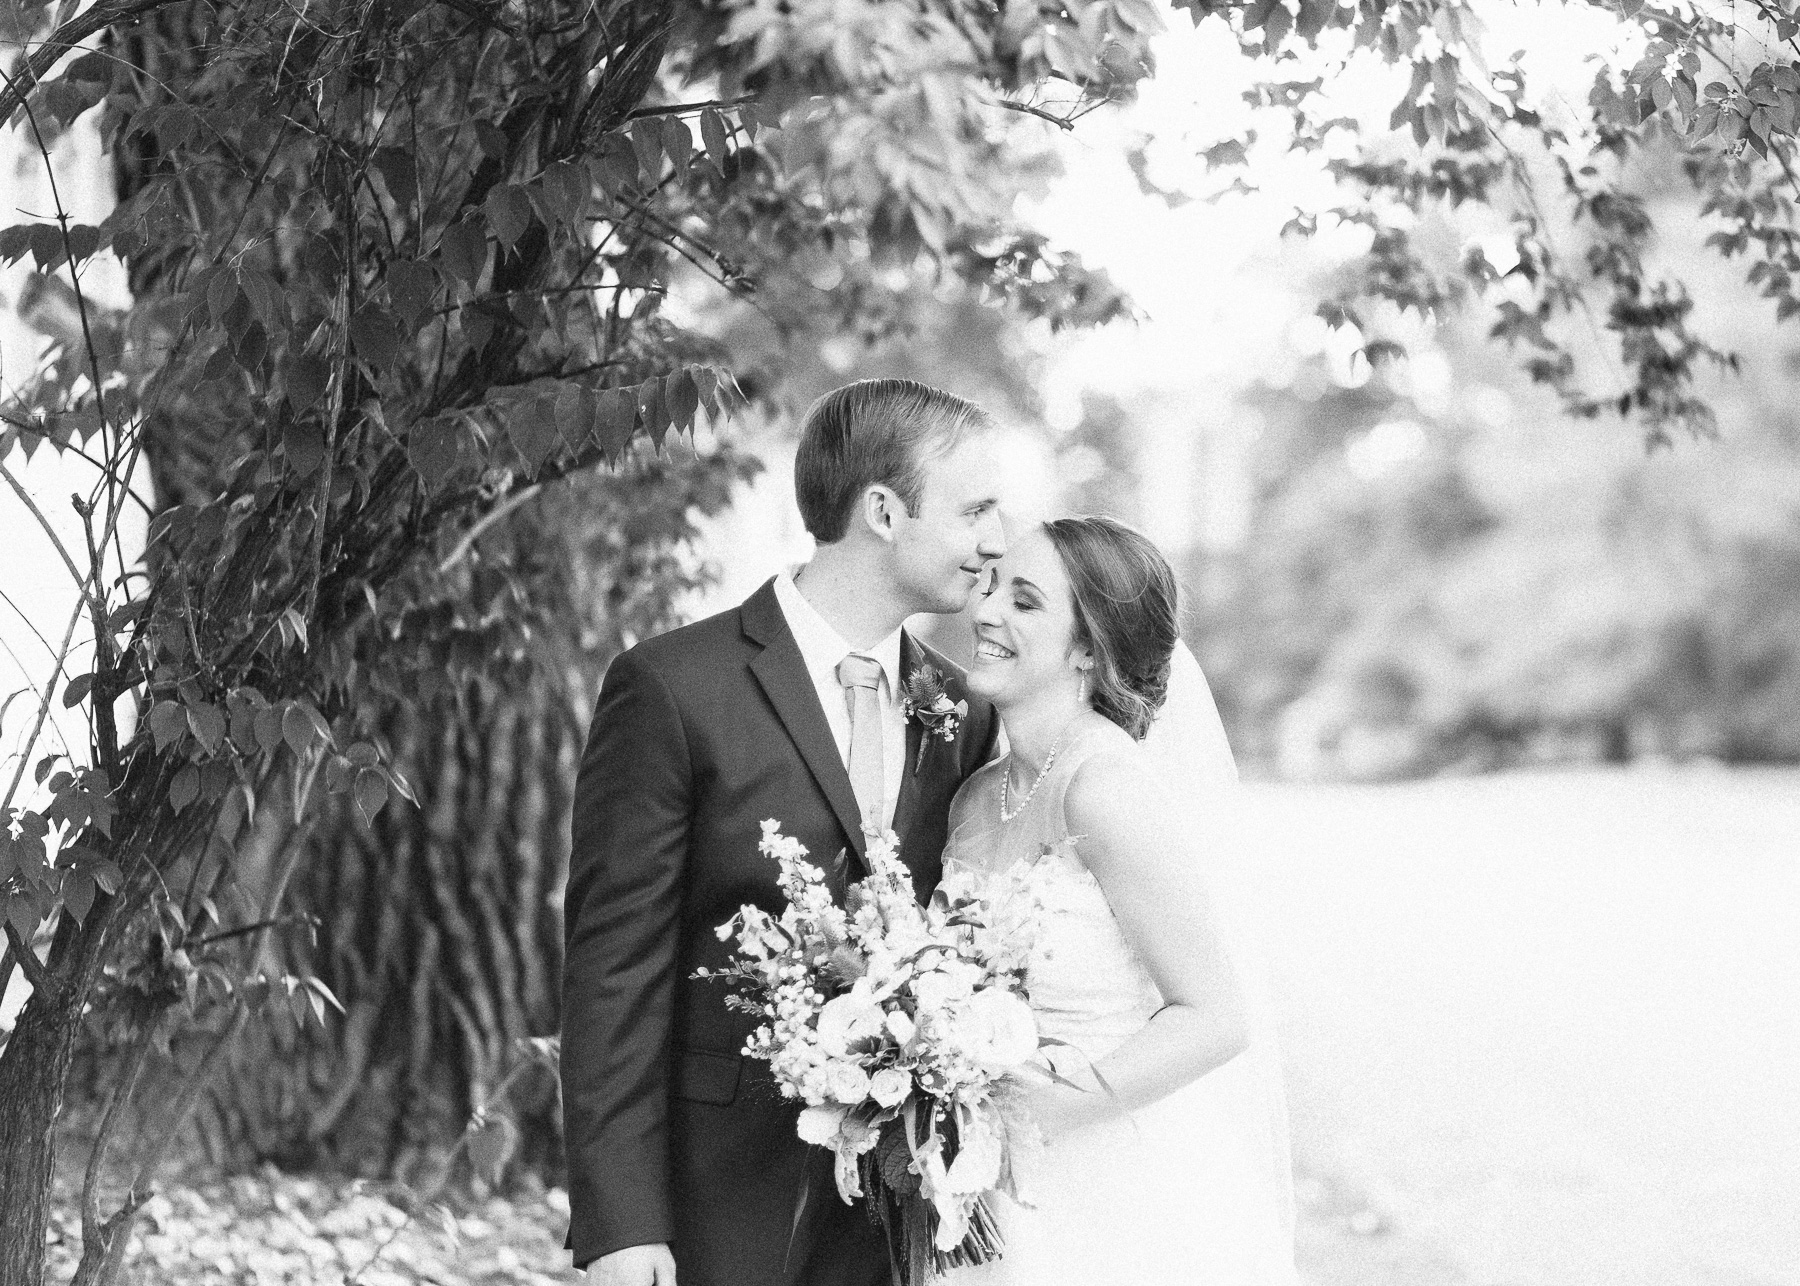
1011, 1059, 1102, 1147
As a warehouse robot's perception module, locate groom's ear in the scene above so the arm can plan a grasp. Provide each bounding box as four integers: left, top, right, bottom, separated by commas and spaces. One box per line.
860, 485, 904, 543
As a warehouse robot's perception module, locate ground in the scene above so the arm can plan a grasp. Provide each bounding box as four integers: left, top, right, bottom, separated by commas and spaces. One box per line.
47, 766, 1800, 1285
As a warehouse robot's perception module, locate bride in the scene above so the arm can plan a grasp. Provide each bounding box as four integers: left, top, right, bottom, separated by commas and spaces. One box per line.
939, 516, 1299, 1285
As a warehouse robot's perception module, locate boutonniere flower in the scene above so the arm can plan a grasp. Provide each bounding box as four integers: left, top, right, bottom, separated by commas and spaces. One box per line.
901, 663, 967, 768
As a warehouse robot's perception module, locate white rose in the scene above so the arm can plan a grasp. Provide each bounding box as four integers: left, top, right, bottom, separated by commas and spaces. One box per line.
797, 1103, 847, 1146
823, 1059, 873, 1104
964, 988, 1039, 1072
912, 962, 976, 1014
868, 1066, 912, 1108
815, 994, 886, 1056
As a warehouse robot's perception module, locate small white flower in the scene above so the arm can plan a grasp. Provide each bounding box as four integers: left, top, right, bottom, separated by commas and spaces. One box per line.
884, 1009, 916, 1046
963, 988, 1039, 1072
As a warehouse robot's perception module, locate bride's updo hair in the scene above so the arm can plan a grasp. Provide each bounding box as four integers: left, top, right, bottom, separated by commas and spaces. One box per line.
1042, 516, 1180, 742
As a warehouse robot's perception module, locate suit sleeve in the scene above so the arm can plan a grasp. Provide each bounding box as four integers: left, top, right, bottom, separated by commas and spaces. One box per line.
562, 648, 691, 1268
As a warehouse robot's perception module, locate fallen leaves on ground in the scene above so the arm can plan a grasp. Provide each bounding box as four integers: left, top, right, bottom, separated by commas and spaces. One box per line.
44, 1169, 580, 1285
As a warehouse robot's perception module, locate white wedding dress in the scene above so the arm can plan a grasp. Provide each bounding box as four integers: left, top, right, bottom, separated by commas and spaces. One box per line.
938, 653, 1299, 1285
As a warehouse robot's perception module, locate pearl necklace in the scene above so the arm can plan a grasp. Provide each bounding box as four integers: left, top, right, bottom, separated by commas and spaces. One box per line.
999, 734, 1065, 823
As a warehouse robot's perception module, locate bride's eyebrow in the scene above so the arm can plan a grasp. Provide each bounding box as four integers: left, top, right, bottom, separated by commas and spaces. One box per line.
1009, 576, 1044, 598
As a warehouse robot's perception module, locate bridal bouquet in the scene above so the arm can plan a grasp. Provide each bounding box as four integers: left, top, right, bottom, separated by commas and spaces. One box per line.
700, 820, 1044, 1285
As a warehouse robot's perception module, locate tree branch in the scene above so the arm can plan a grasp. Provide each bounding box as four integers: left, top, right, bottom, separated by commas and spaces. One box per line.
436, 482, 544, 574
996, 97, 1075, 131
0, 0, 184, 124
625, 94, 757, 121
2, 922, 59, 1002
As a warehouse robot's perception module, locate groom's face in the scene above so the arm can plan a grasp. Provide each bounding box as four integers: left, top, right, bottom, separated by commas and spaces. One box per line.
886, 435, 1006, 614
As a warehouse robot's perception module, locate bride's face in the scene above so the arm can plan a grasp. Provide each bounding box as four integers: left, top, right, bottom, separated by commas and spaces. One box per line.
966, 527, 1088, 707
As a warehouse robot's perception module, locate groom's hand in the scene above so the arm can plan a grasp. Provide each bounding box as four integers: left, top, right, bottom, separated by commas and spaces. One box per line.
589, 1243, 676, 1286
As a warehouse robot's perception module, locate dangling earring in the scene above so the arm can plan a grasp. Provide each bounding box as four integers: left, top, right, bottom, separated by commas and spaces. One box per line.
1078, 667, 1091, 707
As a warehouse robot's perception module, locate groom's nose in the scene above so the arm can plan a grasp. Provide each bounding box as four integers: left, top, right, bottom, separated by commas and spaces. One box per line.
976, 512, 1006, 560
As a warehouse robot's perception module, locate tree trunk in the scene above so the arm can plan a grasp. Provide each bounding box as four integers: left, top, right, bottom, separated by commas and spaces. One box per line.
195, 681, 578, 1177
0, 971, 86, 1286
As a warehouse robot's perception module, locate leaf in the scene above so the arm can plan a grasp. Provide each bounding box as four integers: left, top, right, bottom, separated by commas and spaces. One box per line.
660, 116, 694, 170
387, 766, 418, 805
349, 307, 403, 368
149, 701, 187, 751
664, 368, 700, 431
700, 107, 730, 167
0, 225, 32, 265
253, 704, 284, 754
187, 702, 227, 754
353, 767, 389, 824
508, 397, 561, 470
409, 419, 463, 491
387, 259, 440, 330
6, 894, 39, 942
234, 321, 268, 370
637, 377, 669, 450
439, 220, 490, 285
62, 870, 95, 925
65, 51, 110, 82
483, 184, 534, 249
64, 225, 99, 262
281, 703, 322, 757
554, 382, 595, 448
169, 765, 200, 812
373, 147, 419, 207
284, 418, 325, 476
629, 120, 664, 183
208, 270, 240, 325
62, 673, 93, 707
541, 159, 589, 228
41, 77, 99, 126
28, 223, 66, 271
585, 389, 631, 460
465, 1114, 517, 1183
286, 352, 331, 411
88, 857, 123, 895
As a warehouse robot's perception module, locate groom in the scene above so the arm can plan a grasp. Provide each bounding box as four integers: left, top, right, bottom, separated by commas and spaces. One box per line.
562, 379, 1006, 1286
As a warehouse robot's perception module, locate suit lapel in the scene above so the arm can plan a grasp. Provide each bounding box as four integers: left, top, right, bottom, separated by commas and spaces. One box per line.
741, 580, 868, 870
891, 631, 926, 841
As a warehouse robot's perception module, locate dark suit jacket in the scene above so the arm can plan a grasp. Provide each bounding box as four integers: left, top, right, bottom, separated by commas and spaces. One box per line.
561, 577, 998, 1285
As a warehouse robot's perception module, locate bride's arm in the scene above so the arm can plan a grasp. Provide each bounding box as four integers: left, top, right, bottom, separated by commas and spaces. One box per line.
1025, 749, 1250, 1142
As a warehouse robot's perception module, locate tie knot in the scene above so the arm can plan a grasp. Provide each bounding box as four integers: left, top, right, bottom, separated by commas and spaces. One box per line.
836, 653, 884, 691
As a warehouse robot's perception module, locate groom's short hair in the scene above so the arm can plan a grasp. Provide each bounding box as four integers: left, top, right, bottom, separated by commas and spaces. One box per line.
794, 379, 991, 543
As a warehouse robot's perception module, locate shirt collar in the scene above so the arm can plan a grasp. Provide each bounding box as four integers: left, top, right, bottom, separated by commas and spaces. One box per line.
773, 570, 904, 695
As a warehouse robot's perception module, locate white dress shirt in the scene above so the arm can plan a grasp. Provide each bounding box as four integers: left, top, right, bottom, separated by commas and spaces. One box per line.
772, 571, 907, 831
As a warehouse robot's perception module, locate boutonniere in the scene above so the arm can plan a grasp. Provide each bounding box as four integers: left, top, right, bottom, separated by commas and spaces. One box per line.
900, 663, 967, 768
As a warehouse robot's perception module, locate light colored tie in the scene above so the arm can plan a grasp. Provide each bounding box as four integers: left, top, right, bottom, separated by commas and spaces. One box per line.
836, 653, 885, 832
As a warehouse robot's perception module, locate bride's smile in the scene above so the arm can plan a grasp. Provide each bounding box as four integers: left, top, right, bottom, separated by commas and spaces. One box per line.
965, 529, 1092, 712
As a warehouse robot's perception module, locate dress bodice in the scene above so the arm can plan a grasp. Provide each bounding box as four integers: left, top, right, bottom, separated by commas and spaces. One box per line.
942, 722, 1163, 1059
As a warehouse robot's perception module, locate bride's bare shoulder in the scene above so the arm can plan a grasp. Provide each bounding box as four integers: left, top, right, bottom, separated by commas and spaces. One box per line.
1063, 734, 1179, 873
